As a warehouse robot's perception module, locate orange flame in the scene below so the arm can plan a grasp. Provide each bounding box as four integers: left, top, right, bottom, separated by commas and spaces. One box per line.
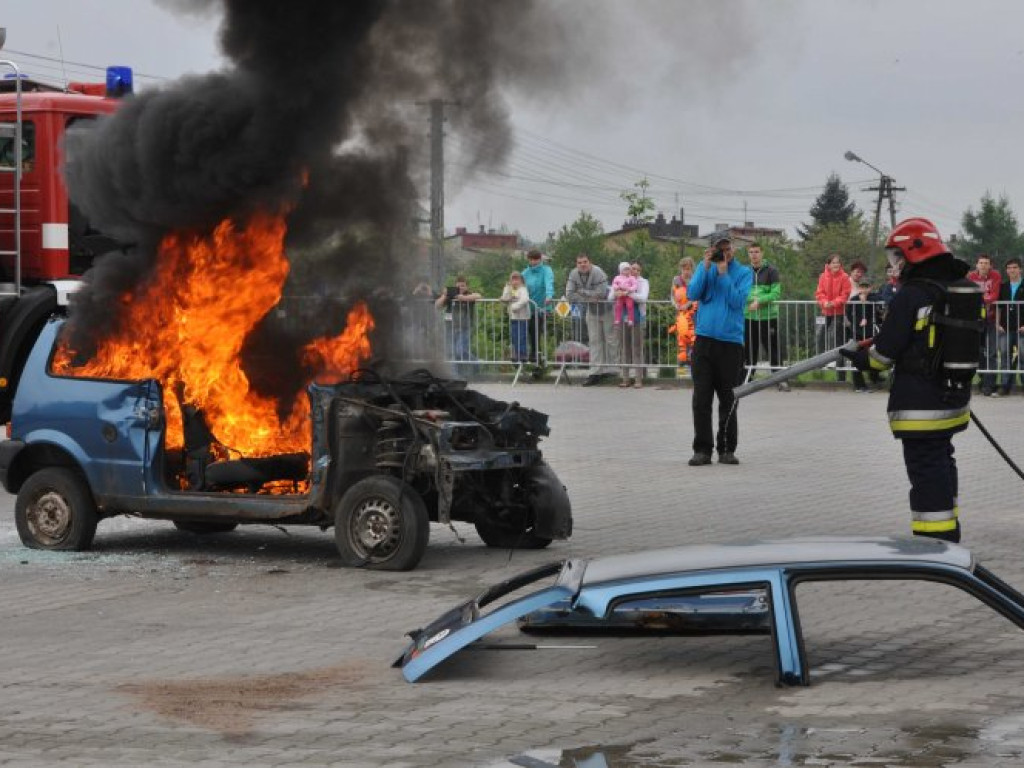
53, 211, 374, 457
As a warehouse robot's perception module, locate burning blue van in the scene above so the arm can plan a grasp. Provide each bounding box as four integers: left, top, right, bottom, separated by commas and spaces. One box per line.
0, 287, 572, 570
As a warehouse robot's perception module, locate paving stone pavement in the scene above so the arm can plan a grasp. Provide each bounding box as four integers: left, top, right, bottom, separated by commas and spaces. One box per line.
3, 383, 1024, 767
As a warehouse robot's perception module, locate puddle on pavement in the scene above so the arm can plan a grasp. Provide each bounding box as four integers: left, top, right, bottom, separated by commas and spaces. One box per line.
502, 720, 996, 767
980, 711, 1024, 745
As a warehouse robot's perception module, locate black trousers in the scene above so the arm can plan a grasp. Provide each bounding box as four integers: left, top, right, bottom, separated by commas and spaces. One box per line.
744, 318, 781, 369
691, 336, 745, 456
527, 313, 547, 364
823, 315, 847, 382
902, 437, 960, 542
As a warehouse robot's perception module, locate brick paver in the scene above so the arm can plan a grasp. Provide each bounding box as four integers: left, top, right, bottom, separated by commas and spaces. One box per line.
3, 382, 1024, 766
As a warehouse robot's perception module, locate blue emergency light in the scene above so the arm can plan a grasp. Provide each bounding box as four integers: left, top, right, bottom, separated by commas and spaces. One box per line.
105, 66, 133, 97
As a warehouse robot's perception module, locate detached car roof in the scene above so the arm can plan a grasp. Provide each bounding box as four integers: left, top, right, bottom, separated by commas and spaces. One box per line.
396, 536, 1023, 686
564, 536, 974, 589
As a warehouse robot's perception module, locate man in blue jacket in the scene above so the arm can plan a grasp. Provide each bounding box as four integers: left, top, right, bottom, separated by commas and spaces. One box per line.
687, 236, 753, 466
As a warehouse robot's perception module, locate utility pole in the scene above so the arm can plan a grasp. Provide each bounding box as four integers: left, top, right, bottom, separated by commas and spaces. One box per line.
425, 99, 458, 292
845, 151, 904, 276
866, 174, 906, 252
428, 99, 445, 291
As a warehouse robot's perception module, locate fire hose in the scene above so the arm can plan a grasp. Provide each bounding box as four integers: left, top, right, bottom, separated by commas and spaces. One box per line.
732, 339, 1024, 483
732, 339, 864, 400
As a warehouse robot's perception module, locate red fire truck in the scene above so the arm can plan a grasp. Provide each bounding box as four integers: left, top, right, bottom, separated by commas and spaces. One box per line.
0, 63, 132, 288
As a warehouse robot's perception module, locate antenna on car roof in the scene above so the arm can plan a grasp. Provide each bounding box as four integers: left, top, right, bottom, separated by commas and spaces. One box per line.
56, 24, 69, 91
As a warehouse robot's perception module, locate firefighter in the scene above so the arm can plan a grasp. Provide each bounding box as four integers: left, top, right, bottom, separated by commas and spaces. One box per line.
841, 218, 982, 543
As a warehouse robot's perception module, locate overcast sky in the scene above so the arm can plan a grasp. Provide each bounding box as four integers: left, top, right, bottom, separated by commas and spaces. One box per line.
7, 0, 1024, 243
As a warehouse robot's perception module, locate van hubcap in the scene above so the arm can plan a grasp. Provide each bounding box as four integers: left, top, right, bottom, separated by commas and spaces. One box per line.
350, 498, 400, 558
28, 491, 72, 546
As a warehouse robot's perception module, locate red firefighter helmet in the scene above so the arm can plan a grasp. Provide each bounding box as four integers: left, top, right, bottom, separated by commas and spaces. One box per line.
885, 217, 948, 266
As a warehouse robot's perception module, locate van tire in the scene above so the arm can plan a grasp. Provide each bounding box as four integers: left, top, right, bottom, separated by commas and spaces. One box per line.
15, 468, 98, 551
474, 462, 565, 550
334, 475, 429, 571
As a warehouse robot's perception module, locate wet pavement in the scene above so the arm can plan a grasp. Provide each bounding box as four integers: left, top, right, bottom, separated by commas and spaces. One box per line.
3, 383, 1024, 766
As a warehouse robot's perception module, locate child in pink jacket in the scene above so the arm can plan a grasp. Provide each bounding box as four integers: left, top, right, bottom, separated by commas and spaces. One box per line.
611, 261, 638, 325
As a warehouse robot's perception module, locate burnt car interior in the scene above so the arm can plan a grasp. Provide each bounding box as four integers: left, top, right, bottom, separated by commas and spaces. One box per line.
175, 385, 310, 493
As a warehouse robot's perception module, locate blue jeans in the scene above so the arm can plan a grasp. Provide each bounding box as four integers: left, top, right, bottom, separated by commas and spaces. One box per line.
999, 329, 1023, 392
447, 315, 475, 377
451, 328, 471, 361
979, 323, 998, 392
510, 319, 528, 362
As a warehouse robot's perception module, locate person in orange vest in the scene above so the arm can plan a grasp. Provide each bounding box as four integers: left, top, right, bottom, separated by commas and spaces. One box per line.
669, 257, 698, 366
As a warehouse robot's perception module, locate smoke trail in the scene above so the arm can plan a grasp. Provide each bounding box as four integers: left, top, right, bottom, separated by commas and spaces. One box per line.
63, 0, 777, 403
61, 0, 575, 403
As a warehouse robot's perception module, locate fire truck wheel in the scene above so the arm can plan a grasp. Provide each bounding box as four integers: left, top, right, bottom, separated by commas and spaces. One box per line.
173, 521, 239, 534
15, 468, 98, 551
334, 475, 430, 571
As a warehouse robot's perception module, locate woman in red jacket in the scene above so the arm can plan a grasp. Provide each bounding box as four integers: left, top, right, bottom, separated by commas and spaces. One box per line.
815, 254, 853, 375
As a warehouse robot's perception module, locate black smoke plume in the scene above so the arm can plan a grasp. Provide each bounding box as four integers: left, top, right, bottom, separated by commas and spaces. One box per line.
64, 0, 571, 400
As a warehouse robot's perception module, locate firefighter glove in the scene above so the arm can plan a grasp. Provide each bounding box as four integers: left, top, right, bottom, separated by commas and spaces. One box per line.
839, 346, 870, 372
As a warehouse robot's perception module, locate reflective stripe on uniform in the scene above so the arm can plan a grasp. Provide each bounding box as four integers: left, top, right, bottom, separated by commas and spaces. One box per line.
914, 305, 932, 331
911, 506, 958, 534
888, 406, 971, 433
912, 518, 958, 533
912, 507, 958, 523
869, 346, 893, 370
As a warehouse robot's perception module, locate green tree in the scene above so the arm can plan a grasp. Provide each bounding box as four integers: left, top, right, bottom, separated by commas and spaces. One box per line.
617, 177, 665, 290
550, 211, 608, 287
620, 177, 656, 226
956, 192, 1024, 261
736, 240, 815, 301
464, 249, 521, 299
798, 173, 858, 240
799, 218, 876, 281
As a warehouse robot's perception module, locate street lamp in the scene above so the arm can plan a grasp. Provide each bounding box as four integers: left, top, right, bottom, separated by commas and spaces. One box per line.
845, 150, 904, 274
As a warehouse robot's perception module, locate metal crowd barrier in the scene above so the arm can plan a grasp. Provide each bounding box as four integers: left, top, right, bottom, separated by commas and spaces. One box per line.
270, 295, 1024, 388
428, 298, 863, 384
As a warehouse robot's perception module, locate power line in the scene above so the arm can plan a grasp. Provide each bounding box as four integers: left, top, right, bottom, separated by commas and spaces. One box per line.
3, 47, 169, 82
515, 125, 877, 198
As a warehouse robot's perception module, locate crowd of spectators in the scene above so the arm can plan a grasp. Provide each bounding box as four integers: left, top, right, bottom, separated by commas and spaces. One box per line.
423, 244, 1024, 400
968, 253, 1024, 397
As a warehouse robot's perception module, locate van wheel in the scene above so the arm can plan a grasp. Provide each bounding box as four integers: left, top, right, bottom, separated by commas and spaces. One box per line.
334, 475, 429, 571
173, 521, 239, 534
15, 468, 98, 551
474, 462, 563, 550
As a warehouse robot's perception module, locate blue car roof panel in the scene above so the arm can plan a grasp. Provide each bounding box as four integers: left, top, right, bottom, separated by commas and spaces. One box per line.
399, 584, 575, 682
579, 536, 973, 587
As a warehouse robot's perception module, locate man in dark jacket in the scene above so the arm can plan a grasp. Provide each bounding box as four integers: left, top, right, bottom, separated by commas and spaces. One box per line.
842, 218, 980, 543
967, 254, 1001, 395
845, 279, 883, 392
995, 257, 1024, 395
